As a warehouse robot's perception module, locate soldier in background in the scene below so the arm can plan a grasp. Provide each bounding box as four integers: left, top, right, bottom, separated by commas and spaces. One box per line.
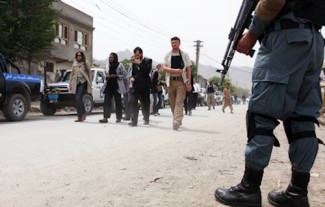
221, 82, 233, 113
206, 80, 216, 110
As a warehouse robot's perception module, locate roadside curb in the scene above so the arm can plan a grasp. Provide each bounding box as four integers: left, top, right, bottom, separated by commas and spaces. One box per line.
30, 101, 41, 113
30, 106, 41, 113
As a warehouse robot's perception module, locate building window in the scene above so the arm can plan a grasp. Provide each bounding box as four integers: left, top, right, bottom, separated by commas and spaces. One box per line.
46, 62, 54, 73
55, 22, 69, 46
74, 29, 88, 51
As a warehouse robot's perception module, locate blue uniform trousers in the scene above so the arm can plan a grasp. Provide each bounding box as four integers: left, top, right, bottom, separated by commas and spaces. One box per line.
246, 24, 324, 173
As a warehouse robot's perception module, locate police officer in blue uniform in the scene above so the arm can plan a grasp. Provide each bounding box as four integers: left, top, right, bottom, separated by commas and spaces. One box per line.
214, 0, 325, 206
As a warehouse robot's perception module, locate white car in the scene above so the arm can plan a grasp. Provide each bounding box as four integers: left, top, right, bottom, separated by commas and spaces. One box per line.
215, 90, 223, 105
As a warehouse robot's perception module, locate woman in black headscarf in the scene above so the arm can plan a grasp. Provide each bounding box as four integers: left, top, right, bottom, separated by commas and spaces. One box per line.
99, 52, 126, 123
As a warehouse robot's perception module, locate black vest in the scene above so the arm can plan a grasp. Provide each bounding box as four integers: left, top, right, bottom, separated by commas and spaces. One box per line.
207, 85, 215, 93
285, 0, 325, 26
171, 51, 184, 69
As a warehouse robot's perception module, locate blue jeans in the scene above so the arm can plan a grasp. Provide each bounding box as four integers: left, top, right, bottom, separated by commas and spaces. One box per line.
156, 91, 163, 112
75, 82, 87, 116
152, 92, 163, 114
151, 92, 158, 114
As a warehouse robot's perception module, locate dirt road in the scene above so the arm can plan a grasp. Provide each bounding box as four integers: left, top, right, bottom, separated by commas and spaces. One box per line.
0, 105, 324, 206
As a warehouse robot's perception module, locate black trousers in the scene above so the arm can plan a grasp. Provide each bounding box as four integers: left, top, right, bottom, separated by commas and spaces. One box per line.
103, 87, 122, 120
192, 92, 198, 109
184, 91, 194, 114
123, 92, 132, 119
129, 89, 150, 124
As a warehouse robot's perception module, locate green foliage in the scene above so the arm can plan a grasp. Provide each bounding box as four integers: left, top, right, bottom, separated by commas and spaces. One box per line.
0, 1, 14, 55
191, 61, 197, 79
209, 76, 221, 86
121, 58, 131, 71
208, 75, 251, 97
92, 62, 100, 68
160, 70, 166, 81
0, 0, 60, 73
234, 87, 251, 98
209, 76, 232, 91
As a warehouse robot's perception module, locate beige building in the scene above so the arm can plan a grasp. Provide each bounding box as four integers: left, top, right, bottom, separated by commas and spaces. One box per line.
46, 1, 94, 82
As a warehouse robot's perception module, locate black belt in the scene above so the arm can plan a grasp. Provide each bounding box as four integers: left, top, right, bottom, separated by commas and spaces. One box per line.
266, 20, 321, 34
171, 76, 182, 81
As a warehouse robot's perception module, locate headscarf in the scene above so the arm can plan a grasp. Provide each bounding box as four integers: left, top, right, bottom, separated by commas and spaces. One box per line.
109, 52, 119, 72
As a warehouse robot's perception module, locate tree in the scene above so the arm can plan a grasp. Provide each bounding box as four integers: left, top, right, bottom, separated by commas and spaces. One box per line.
0, 1, 15, 55
233, 87, 251, 99
0, 0, 60, 74
92, 61, 100, 68
191, 61, 197, 80
209, 76, 221, 86
121, 58, 132, 71
209, 76, 233, 92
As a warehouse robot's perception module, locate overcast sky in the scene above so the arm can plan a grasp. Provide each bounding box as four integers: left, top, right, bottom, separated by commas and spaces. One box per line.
62, 0, 324, 69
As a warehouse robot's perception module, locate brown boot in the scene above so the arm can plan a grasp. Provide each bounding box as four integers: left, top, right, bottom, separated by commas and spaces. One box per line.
80, 114, 86, 122
99, 118, 108, 123
75, 115, 81, 122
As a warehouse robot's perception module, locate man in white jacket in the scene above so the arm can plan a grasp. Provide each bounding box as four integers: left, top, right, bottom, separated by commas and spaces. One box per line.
162, 37, 192, 130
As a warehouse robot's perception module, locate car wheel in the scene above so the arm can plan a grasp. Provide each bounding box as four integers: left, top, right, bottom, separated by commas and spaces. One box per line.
83, 94, 93, 114
3, 93, 29, 121
40, 100, 57, 116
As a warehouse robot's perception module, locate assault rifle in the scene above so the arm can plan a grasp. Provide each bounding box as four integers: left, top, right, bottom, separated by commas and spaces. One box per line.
217, 0, 259, 85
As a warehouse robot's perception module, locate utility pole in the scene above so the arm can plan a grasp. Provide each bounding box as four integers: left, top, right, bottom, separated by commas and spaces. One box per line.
193, 40, 203, 81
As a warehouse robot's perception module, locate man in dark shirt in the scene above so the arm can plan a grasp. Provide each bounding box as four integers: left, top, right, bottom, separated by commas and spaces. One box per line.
128, 47, 152, 127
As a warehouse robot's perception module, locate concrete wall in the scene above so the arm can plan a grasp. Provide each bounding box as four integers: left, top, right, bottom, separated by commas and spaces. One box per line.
46, 1, 94, 83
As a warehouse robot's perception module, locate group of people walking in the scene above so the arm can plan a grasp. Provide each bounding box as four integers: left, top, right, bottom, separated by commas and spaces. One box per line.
69, 36, 193, 131
69, 44, 237, 129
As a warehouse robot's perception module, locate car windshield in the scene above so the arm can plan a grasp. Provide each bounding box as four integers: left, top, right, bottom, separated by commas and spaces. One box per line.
61, 70, 95, 83
61, 72, 71, 83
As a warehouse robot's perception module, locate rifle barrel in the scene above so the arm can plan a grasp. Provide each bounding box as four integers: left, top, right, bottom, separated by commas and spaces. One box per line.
218, 0, 259, 86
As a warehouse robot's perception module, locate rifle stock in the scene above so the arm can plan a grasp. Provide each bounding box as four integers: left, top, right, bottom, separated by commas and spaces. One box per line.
218, 0, 258, 86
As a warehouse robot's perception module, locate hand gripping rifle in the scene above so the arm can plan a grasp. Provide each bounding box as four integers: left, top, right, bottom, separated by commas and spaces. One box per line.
216, 0, 259, 86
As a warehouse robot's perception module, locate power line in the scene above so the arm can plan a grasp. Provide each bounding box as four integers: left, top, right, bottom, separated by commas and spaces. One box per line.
100, 0, 195, 44
61, 0, 216, 62
64, 0, 168, 53
201, 53, 252, 74
101, 0, 171, 39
